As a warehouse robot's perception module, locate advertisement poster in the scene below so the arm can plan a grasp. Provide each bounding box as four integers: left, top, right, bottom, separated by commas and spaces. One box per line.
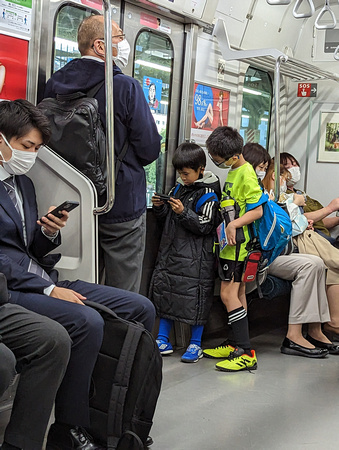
143, 76, 162, 112
0, 0, 32, 34
191, 83, 230, 145
80, 0, 102, 10
0, 34, 29, 100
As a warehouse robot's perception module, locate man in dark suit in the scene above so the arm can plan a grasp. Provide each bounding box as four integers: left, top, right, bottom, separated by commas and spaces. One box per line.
0, 99, 156, 450
0, 293, 71, 450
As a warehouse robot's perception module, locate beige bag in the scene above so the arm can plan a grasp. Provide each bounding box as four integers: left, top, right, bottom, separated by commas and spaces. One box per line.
294, 230, 339, 284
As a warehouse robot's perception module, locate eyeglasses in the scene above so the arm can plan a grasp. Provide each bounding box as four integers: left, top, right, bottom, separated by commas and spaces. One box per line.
208, 152, 228, 167
96, 33, 125, 42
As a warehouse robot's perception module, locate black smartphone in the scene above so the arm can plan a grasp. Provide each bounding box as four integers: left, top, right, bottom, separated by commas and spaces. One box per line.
40, 200, 79, 221
156, 194, 171, 202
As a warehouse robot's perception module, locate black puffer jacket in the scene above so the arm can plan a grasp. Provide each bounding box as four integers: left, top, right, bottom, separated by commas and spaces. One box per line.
149, 172, 221, 325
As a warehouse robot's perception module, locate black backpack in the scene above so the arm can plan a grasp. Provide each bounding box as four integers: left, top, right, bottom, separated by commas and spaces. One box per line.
85, 301, 163, 450
37, 82, 106, 196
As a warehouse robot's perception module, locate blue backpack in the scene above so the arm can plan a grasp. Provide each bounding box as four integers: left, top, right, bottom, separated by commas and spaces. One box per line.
258, 197, 292, 267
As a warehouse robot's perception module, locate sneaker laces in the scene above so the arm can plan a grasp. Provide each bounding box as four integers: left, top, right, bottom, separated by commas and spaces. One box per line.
215, 340, 231, 350
187, 344, 200, 353
227, 349, 256, 374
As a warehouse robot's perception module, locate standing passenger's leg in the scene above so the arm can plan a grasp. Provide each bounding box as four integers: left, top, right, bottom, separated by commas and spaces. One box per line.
99, 212, 146, 292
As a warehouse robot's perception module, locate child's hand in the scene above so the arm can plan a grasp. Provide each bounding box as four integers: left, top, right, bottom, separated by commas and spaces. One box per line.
152, 194, 164, 207
168, 198, 184, 214
307, 219, 314, 230
226, 222, 237, 246
293, 193, 306, 207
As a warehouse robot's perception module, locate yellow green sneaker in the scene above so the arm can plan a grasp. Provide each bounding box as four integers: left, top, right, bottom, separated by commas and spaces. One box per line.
203, 340, 236, 359
216, 348, 257, 372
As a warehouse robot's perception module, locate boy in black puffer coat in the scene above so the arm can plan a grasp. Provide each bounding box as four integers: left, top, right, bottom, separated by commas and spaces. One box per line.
149, 143, 220, 363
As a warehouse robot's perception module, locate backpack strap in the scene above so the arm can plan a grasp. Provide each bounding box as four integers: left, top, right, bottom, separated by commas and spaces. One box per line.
173, 184, 181, 196
107, 325, 143, 449
195, 192, 218, 213
87, 80, 105, 98
115, 140, 129, 176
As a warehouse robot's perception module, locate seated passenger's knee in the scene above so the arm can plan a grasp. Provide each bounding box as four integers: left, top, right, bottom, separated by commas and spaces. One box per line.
0, 343, 16, 396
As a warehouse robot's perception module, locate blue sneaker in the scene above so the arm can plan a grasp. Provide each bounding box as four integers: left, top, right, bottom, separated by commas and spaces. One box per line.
181, 344, 203, 363
156, 340, 173, 355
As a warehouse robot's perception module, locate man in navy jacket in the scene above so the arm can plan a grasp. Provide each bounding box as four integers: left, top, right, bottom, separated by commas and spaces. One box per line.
0, 99, 155, 449
44, 14, 161, 292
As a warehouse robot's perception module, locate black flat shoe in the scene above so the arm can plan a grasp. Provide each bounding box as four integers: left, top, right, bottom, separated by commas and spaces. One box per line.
46, 423, 105, 450
280, 337, 329, 358
306, 334, 339, 355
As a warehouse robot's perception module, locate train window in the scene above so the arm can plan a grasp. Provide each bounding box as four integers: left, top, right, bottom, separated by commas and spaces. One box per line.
240, 67, 272, 149
133, 30, 174, 206
53, 5, 93, 73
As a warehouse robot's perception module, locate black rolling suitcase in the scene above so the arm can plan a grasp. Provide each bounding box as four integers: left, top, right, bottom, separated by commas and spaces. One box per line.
85, 301, 162, 450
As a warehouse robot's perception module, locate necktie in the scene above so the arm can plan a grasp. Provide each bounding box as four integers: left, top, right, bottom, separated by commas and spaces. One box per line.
3, 176, 53, 283
3, 176, 20, 215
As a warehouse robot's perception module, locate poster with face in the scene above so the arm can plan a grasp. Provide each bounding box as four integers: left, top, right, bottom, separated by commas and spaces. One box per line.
191, 83, 230, 145
143, 76, 162, 111
0, 34, 28, 100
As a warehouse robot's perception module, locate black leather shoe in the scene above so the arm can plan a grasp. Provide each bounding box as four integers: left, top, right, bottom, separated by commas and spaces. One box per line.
280, 337, 329, 358
306, 334, 339, 355
46, 423, 105, 450
145, 435, 153, 448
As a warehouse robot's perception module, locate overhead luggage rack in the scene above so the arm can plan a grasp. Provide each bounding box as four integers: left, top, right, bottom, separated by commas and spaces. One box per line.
213, 18, 339, 82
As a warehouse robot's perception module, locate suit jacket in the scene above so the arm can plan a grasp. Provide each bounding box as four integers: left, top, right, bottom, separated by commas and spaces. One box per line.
0, 175, 61, 302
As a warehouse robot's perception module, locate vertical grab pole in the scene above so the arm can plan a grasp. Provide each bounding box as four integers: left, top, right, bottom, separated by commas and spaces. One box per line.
273, 55, 287, 202
94, 0, 115, 215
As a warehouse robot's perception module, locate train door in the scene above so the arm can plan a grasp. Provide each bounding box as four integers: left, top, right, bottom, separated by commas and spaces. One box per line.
119, 2, 184, 295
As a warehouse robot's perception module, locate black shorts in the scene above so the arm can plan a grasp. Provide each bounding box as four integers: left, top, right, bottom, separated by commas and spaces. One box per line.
218, 258, 244, 282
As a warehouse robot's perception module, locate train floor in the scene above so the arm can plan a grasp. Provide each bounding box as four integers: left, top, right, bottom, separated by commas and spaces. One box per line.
151, 328, 339, 450
1, 327, 339, 449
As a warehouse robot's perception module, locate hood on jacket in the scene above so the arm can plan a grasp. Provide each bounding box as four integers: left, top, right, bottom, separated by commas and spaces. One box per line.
176, 170, 221, 198
44, 58, 122, 96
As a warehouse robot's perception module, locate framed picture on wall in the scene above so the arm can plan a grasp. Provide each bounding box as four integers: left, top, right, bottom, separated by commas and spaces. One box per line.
318, 111, 339, 163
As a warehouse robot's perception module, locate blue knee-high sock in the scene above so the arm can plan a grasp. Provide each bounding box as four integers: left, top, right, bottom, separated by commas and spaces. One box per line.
190, 325, 204, 347
157, 318, 173, 343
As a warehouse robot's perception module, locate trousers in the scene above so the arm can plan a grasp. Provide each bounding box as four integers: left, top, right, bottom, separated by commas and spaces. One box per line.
12, 278, 155, 428
268, 254, 330, 324
99, 212, 146, 293
0, 303, 71, 450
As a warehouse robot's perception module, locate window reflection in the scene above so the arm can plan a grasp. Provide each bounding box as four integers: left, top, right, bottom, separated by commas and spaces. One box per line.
134, 31, 174, 206
240, 67, 272, 149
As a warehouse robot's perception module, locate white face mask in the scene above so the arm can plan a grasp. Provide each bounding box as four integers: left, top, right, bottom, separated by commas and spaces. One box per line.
112, 39, 130, 68
287, 166, 301, 186
0, 133, 38, 175
256, 170, 266, 181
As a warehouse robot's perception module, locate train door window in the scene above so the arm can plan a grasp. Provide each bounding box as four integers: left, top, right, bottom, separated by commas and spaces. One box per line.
53, 5, 93, 73
133, 30, 174, 206
240, 67, 272, 149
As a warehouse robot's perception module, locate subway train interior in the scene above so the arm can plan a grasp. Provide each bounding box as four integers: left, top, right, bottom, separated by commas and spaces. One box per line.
2, 0, 339, 448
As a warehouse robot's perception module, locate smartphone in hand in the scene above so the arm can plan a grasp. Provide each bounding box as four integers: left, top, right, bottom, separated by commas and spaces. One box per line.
40, 200, 79, 221
156, 194, 171, 202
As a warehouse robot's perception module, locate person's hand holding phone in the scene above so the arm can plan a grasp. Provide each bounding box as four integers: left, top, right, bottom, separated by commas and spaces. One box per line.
37, 201, 79, 236
37, 205, 69, 236
152, 193, 171, 207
